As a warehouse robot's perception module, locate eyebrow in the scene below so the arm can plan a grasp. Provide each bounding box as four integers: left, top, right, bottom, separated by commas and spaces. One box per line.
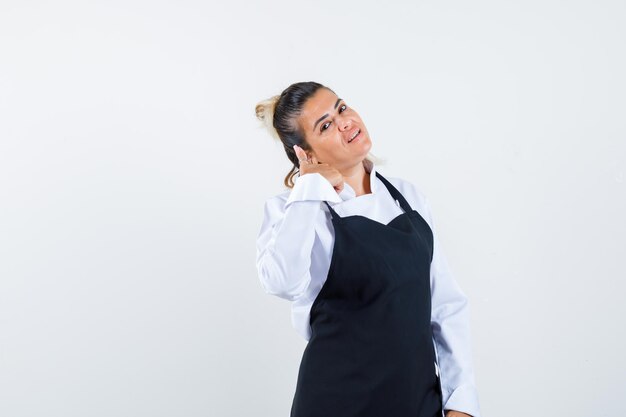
313, 98, 343, 132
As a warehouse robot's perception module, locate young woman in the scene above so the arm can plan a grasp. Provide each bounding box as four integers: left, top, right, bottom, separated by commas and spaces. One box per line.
255, 81, 481, 417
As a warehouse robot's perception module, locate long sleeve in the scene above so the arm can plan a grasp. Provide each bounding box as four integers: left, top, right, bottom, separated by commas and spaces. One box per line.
425, 197, 482, 417
256, 173, 341, 301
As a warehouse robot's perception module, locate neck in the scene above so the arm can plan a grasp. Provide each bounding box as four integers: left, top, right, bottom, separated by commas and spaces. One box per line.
340, 160, 371, 197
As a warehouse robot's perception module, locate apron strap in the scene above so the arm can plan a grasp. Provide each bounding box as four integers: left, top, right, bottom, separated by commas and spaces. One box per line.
323, 201, 340, 221
375, 171, 413, 213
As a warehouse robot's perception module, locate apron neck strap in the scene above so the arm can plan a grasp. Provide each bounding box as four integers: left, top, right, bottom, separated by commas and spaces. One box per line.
374, 171, 413, 213
323, 201, 340, 220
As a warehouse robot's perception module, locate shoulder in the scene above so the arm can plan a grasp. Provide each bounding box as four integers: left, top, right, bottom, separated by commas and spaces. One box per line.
380, 173, 429, 205
379, 173, 433, 226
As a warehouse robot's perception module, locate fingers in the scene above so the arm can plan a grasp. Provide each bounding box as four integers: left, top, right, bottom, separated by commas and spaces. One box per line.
293, 145, 310, 164
293, 145, 316, 164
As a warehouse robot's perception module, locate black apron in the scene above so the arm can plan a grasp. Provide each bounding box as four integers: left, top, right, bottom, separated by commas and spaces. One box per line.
290, 171, 444, 417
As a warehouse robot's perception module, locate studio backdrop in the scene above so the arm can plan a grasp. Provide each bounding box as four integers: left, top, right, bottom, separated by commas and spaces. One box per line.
0, 1, 624, 416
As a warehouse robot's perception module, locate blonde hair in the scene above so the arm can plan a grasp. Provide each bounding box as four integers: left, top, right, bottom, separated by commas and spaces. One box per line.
255, 95, 281, 141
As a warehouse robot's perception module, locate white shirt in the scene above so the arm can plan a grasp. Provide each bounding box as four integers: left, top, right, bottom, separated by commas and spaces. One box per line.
256, 159, 481, 417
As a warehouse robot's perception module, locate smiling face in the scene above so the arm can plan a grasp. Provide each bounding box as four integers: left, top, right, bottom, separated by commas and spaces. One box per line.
297, 88, 372, 170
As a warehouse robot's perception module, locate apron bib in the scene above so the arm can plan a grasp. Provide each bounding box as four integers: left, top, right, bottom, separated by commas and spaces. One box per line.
290, 171, 444, 417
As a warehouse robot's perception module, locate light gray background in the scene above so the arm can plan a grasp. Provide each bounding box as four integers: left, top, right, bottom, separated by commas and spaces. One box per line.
1, 1, 624, 416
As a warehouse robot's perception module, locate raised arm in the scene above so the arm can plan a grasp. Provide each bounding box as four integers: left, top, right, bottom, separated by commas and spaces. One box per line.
256, 172, 341, 301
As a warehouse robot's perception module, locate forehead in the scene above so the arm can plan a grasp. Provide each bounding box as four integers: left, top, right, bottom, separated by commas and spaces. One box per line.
299, 88, 338, 122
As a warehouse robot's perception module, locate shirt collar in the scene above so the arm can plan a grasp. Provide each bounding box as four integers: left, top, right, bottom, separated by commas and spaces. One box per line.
338, 158, 378, 201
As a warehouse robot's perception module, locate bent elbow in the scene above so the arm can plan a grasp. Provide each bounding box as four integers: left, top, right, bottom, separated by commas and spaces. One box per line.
257, 256, 310, 301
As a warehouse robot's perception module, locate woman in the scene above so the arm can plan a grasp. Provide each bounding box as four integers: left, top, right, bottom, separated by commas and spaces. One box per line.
255, 81, 481, 417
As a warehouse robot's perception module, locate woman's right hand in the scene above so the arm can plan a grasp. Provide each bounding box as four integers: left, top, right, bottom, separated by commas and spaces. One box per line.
293, 145, 344, 193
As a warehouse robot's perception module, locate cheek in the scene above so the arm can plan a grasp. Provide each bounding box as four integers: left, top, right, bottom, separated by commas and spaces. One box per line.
318, 138, 342, 159
321, 139, 339, 153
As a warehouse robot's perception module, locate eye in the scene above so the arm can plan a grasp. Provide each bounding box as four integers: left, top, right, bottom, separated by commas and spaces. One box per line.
320, 104, 348, 133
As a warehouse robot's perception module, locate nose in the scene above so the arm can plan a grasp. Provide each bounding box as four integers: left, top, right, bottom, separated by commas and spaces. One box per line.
337, 115, 351, 131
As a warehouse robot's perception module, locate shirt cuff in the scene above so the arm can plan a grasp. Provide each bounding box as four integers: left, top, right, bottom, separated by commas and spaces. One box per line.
442, 383, 482, 417
285, 173, 342, 208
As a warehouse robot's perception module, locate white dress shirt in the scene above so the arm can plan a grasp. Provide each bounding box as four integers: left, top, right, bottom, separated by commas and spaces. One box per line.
256, 159, 481, 417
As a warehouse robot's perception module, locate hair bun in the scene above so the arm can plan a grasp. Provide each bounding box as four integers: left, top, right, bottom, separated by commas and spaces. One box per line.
255, 95, 281, 140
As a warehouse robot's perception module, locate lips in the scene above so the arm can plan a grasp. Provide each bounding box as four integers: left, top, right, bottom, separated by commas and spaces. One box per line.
347, 128, 361, 143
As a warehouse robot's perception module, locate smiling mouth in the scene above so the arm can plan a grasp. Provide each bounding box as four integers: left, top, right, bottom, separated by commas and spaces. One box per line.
348, 129, 361, 143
